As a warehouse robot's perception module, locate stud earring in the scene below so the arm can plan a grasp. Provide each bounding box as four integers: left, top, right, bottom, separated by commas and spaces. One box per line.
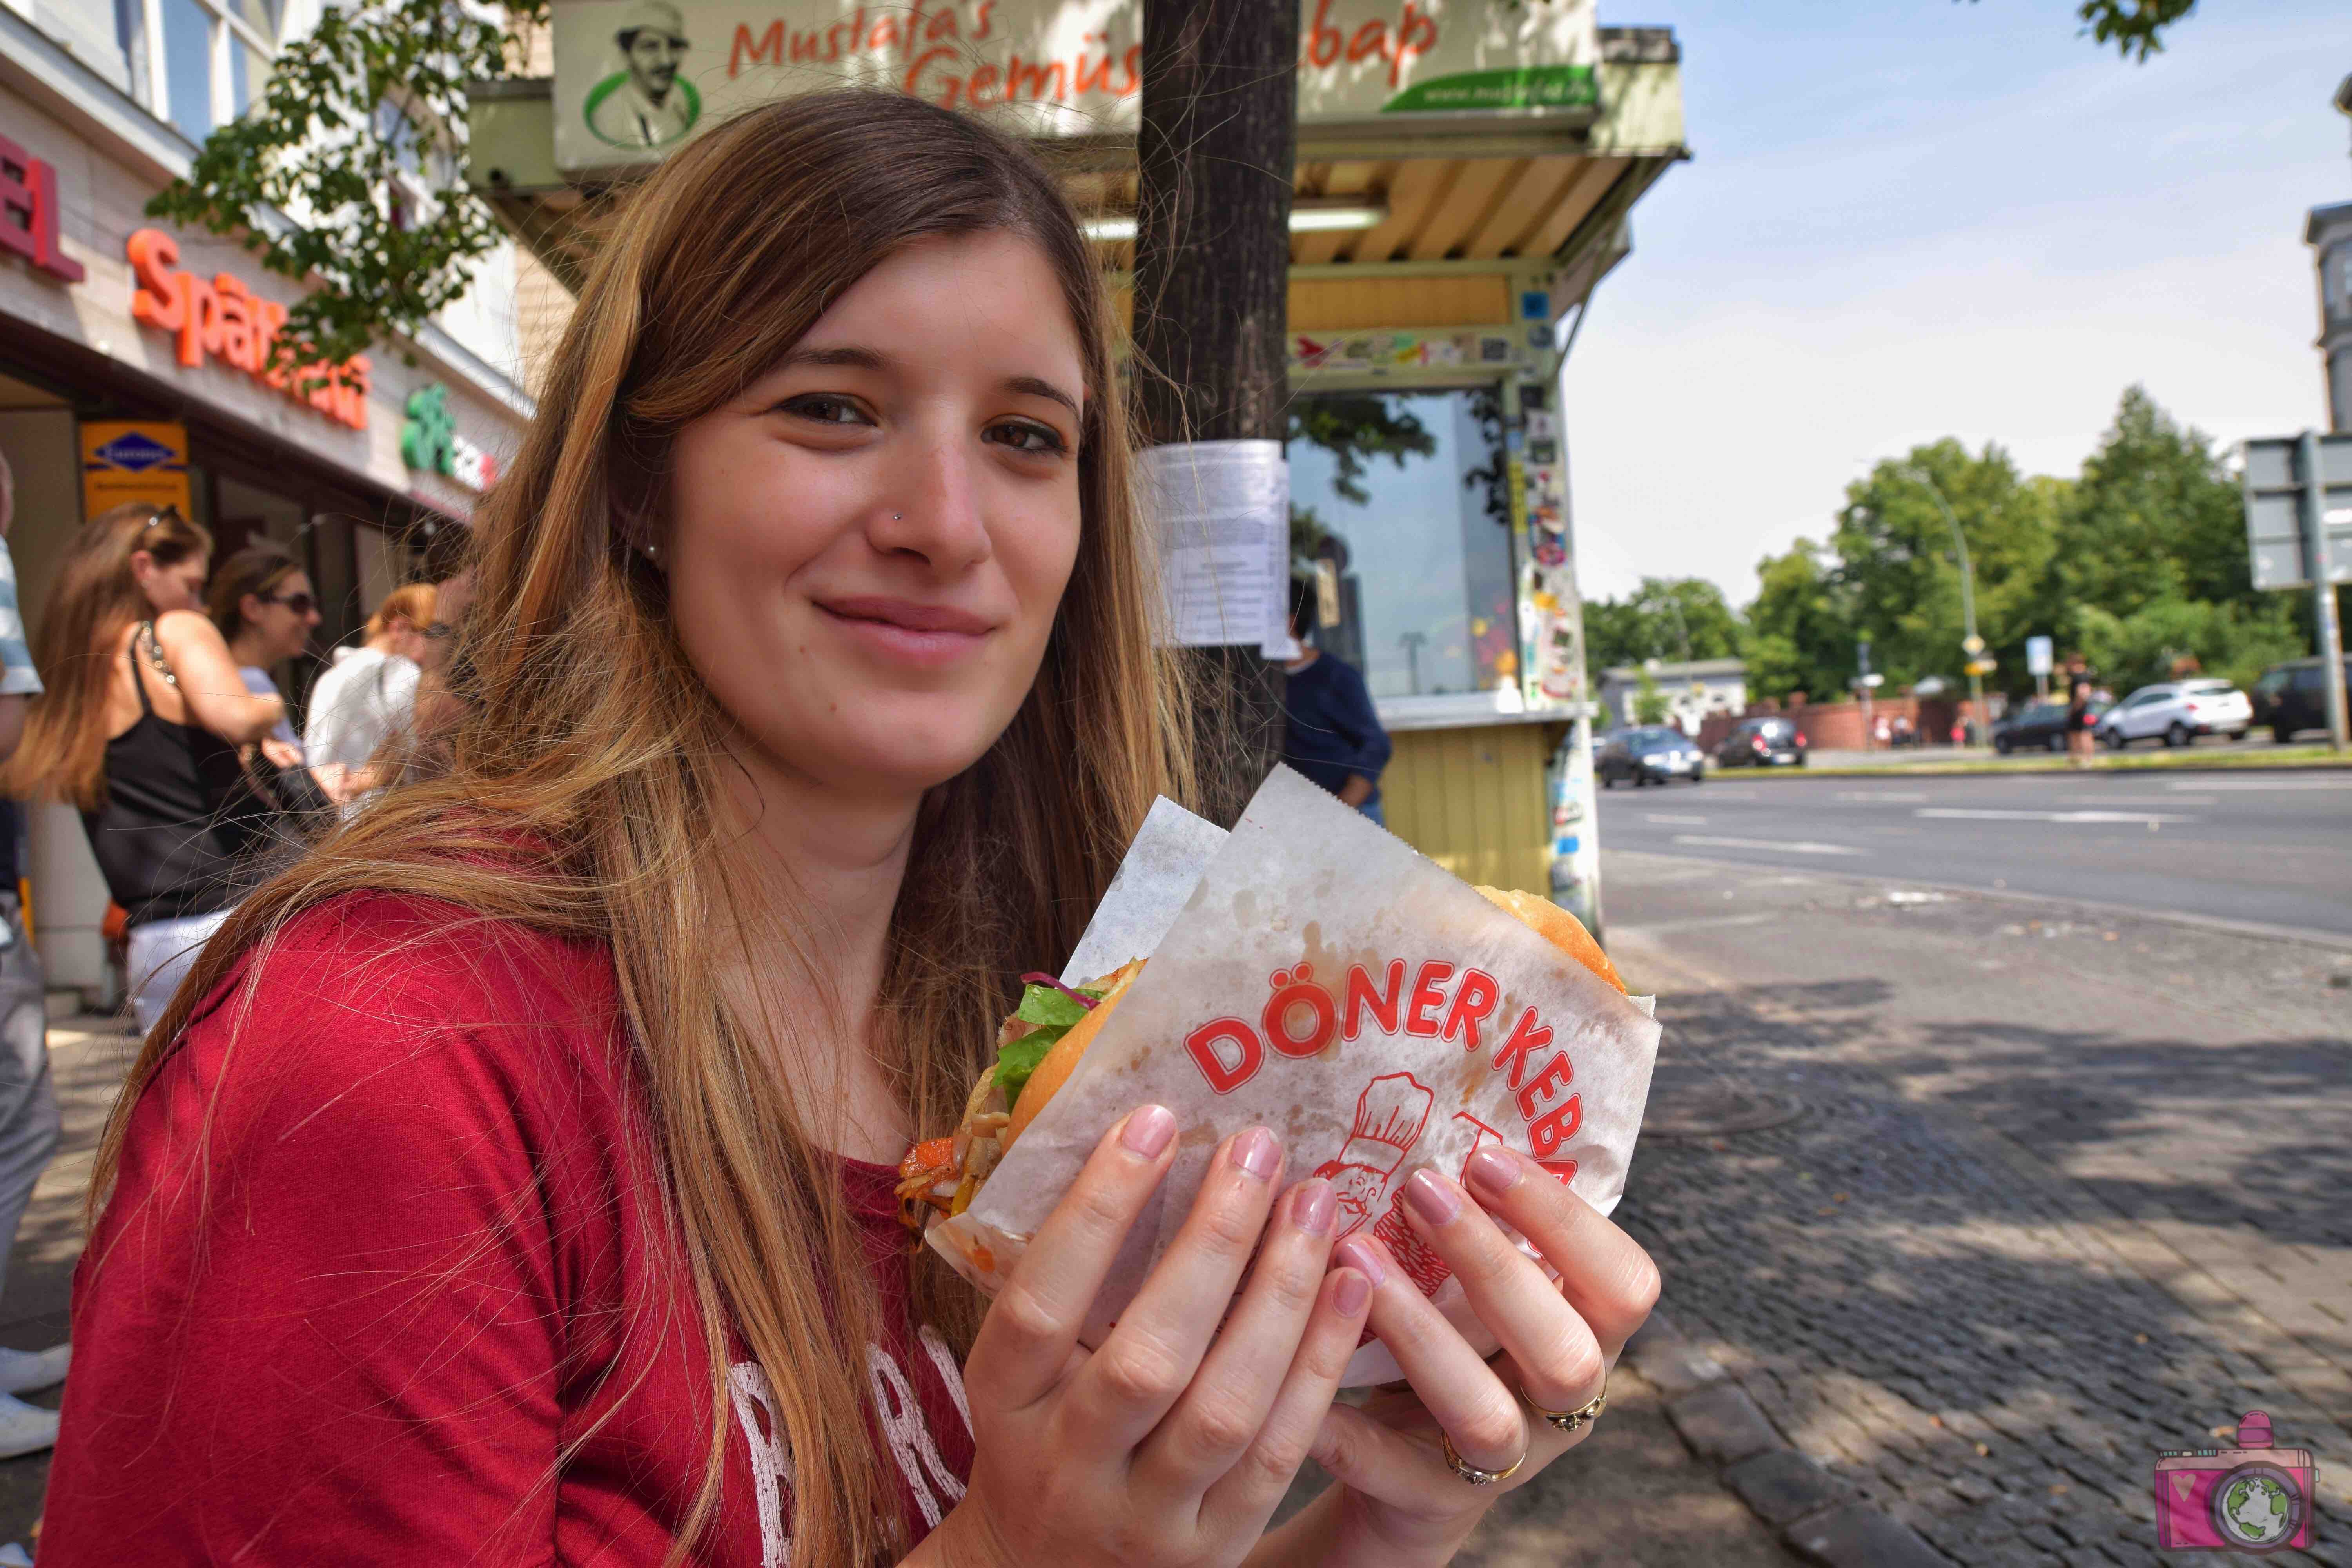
642, 542, 659, 559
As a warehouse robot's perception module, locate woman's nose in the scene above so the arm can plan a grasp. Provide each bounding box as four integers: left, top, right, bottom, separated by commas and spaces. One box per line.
871, 439, 992, 572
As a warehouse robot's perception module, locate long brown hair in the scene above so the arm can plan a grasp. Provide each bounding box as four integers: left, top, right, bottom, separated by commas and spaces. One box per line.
4, 503, 212, 809
89, 92, 1191, 1563
203, 541, 301, 642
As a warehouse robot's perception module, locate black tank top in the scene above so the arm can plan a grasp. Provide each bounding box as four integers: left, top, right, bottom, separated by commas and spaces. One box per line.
81, 634, 269, 927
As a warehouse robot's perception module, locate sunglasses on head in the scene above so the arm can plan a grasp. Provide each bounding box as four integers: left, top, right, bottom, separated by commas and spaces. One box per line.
262, 591, 317, 615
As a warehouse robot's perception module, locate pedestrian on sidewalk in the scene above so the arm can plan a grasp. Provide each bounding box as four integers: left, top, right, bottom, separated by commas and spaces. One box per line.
1279, 577, 1392, 825
0, 453, 73, 1457
207, 543, 334, 834
2064, 653, 2099, 768
0, 506, 288, 1034
301, 581, 433, 805
42, 93, 1653, 1568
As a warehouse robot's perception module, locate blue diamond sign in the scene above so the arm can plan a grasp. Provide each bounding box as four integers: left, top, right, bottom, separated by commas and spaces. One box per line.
80, 421, 191, 515
89, 430, 179, 473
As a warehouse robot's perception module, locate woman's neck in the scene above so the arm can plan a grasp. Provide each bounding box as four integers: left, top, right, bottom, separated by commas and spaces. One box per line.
228, 628, 272, 669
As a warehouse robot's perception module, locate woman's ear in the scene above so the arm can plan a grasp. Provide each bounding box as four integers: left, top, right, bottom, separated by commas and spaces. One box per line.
240, 592, 266, 628
129, 548, 155, 582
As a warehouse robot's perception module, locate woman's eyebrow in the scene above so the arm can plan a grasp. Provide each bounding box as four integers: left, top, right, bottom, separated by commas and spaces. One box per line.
1005, 375, 1082, 419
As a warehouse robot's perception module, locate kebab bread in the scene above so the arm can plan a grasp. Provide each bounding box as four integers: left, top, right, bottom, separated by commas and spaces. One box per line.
1474, 884, 1627, 994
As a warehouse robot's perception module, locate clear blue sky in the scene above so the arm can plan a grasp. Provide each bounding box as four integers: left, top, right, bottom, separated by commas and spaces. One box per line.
1562, 1, 2351, 610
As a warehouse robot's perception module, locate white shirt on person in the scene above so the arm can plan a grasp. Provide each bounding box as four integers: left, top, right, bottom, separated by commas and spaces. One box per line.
303, 645, 420, 776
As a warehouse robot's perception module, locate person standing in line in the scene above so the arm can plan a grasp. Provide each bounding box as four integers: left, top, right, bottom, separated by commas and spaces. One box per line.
2, 505, 287, 1034
1279, 577, 1392, 825
208, 543, 321, 760
2064, 653, 2098, 768
301, 582, 433, 805
0, 453, 70, 1457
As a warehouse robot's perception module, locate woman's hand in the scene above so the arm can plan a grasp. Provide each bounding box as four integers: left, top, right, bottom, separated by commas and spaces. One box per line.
1304, 1146, 1660, 1562
926, 1106, 1375, 1568
258, 736, 305, 772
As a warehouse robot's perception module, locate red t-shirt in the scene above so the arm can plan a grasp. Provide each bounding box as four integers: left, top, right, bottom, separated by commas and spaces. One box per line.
44, 893, 976, 1565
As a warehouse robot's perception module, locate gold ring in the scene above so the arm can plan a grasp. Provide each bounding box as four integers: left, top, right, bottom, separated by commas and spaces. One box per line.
1528, 1369, 1609, 1435
1440, 1428, 1526, 1486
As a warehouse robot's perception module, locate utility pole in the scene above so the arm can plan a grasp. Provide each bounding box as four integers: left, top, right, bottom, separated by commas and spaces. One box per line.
1131, 0, 1299, 825
1902, 465, 1986, 748
1399, 631, 1426, 696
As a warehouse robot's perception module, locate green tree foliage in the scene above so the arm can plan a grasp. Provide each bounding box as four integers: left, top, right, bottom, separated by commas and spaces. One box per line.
1631, 668, 1670, 726
1583, 576, 1744, 672
146, 0, 546, 374
1958, 0, 2198, 62
1745, 540, 1852, 704
1284, 395, 1436, 506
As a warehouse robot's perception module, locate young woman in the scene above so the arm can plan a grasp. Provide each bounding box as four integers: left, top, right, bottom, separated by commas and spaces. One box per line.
43, 94, 1655, 1566
205, 539, 322, 763
301, 579, 434, 803
2, 505, 287, 1033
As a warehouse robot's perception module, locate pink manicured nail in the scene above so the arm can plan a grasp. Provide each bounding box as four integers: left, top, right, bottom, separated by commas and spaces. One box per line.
1291, 1178, 1335, 1235
1232, 1126, 1282, 1182
1403, 1168, 1461, 1227
1465, 1145, 1524, 1200
1333, 1268, 1372, 1316
1334, 1236, 1387, 1287
1122, 1105, 1176, 1158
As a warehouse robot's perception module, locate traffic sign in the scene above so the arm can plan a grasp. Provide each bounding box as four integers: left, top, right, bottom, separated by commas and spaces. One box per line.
2243, 432, 2352, 590
2025, 635, 2053, 677
1962, 634, 1985, 657
1965, 657, 1997, 676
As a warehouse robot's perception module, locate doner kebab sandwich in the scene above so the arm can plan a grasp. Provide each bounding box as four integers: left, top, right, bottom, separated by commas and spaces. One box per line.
897, 886, 1625, 1230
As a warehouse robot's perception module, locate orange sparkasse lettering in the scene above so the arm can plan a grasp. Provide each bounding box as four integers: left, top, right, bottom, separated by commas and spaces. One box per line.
1185, 1017, 1263, 1095
1343, 959, 1403, 1039
182, 271, 220, 368
1005, 54, 1066, 100
1527, 1093, 1581, 1160
1404, 960, 1452, 1038
213, 274, 256, 371
1441, 968, 1498, 1053
1514, 1052, 1573, 1123
1490, 1006, 1551, 1090
256, 298, 288, 387
1303, 0, 1343, 67
1391, 1, 1437, 89
1347, 19, 1389, 64
128, 229, 185, 334
730, 21, 782, 74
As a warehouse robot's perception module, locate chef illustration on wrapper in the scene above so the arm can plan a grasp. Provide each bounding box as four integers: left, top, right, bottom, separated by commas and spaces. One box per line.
1312, 1072, 1436, 1241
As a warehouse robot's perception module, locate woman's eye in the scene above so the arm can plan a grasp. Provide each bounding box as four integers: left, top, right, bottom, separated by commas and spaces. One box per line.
779, 394, 873, 426
987, 421, 1068, 457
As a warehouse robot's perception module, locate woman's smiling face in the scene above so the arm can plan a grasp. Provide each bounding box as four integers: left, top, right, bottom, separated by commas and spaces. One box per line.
666, 230, 1087, 800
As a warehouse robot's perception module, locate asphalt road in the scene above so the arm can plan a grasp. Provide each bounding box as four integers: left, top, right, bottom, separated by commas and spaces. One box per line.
1594, 766, 2352, 939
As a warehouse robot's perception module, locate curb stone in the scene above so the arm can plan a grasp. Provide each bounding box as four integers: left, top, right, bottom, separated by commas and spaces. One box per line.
1631, 1309, 1959, 1566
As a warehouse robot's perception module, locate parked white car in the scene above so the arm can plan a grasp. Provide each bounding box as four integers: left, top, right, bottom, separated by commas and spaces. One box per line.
2097, 679, 2253, 748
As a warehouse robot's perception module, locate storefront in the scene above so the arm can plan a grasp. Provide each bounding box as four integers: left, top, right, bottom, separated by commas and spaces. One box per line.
474, 0, 1687, 938
0, 42, 531, 994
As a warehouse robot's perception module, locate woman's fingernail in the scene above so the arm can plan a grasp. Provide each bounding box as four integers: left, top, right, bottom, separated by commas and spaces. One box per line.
1291, 1178, 1335, 1235
1403, 1168, 1461, 1227
1121, 1105, 1176, 1158
1232, 1126, 1282, 1182
1333, 1267, 1372, 1315
1466, 1145, 1523, 1200
1334, 1236, 1387, 1287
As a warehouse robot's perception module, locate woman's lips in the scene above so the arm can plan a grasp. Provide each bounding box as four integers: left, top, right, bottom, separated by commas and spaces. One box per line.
815, 597, 995, 666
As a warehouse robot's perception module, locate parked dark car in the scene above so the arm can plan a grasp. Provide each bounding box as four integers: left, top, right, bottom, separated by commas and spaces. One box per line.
1714, 716, 1807, 769
1598, 726, 1704, 787
1992, 699, 2103, 754
2250, 657, 2352, 742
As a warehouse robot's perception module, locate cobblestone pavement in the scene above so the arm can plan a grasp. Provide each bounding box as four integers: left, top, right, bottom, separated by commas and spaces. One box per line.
1604, 848, 2352, 1567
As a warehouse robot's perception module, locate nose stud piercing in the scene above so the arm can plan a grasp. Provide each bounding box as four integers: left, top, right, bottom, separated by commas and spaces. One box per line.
891, 512, 903, 521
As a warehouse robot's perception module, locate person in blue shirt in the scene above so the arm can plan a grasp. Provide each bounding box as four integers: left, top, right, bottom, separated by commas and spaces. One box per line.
1279, 577, 1392, 824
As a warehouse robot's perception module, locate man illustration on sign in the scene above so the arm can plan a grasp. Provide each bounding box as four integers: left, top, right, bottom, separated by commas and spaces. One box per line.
1313, 1072, 1434, 1240
586, 0, 700, 151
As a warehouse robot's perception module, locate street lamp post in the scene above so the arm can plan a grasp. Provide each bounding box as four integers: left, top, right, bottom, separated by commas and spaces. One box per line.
1900, 466, 1985, 749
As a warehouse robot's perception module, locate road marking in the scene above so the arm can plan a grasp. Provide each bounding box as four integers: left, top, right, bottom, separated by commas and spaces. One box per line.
1609, 912, 1776, 937
1915, 808, 2197, 824
1835, 790, 1929, 802
1673, 833, 1868, 857
2073, 793, 2216, 806
2170, 777, 2352, 792
1644, 813, 1709, 825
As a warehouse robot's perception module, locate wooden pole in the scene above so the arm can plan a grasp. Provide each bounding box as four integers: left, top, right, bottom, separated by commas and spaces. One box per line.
1131, 0, 1298, 825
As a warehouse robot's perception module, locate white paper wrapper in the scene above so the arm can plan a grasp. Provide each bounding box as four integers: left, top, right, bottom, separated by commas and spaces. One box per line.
928, 768, 1663, 1385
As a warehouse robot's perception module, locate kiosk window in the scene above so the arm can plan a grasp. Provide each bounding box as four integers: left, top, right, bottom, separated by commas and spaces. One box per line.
1287, 389, 1517, 701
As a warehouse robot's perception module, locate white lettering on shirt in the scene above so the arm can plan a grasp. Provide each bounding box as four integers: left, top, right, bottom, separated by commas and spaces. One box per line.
728, 1361, 795, 1568
867, 1343, 966, 1529
918, 1323, 974, 1441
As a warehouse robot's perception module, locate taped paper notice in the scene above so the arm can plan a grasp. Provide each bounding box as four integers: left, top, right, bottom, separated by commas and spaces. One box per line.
1137, 439, 1291, 655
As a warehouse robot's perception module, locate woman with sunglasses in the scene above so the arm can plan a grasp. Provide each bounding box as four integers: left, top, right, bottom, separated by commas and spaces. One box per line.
2, 505, 289, 1033
206, 541, 321, 768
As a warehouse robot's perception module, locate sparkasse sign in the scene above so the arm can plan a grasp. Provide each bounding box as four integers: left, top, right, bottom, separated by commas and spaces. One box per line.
551, 0, 1600, 172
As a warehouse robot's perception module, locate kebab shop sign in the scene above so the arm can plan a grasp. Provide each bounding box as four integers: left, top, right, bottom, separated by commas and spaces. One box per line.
551, 0, 1599, 171
125, 230, 368, 431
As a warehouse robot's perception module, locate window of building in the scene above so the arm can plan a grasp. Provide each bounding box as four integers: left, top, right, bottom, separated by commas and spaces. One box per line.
1287, 388, 1518, 702
120, 0, 281, 144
